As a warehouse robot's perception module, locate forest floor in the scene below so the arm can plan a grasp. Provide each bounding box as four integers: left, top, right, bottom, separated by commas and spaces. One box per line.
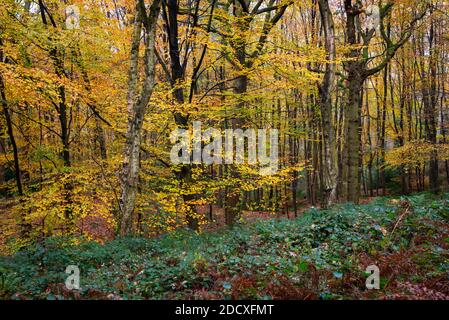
1, 192, 449, 300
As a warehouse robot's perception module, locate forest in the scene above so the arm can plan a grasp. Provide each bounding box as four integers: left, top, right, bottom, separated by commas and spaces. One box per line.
0, 0, 449, 300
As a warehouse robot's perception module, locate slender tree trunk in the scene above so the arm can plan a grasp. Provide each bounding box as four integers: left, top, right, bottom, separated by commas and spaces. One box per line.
119, 0, 161, 236
0, 47, 22, 196
420, 17, 439, 194
164, 0, 201, 230
318, 0, 337, 208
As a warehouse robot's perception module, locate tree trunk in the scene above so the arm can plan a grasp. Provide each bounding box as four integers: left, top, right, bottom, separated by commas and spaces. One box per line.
318, 0, 337, 208
165, 0, 200, 230
119, 0, 161, 236
345, 70, 362, 203
0, 53, 23, 196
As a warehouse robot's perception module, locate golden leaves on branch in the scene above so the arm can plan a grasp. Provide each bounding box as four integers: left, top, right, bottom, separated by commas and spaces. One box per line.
385, 140, 449, 168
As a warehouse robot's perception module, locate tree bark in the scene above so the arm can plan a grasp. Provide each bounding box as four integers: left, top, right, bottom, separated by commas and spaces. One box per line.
0, 70, 23, 196
341, 0, 427, 203
318, 0, 337, 208
119, 0, 161, 236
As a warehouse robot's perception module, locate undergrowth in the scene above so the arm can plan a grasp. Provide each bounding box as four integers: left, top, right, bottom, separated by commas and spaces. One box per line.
1, 192, 448, 300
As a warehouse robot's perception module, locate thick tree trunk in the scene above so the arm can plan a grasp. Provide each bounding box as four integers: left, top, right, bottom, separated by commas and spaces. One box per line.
345, 71, 362, 203
343, 0, 364, 204
341, 0, 426, 203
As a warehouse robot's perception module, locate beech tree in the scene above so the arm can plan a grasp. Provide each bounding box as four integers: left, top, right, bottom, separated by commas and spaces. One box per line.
119, 0, 161, 235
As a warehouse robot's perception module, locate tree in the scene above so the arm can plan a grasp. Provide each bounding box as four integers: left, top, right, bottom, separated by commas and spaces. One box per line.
119, 0, 161, 235
341, 0, 428, 203
317, 0, 337, 207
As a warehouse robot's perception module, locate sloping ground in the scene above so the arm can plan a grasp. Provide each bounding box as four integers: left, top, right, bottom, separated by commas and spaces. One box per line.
0, 192, 448, 300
